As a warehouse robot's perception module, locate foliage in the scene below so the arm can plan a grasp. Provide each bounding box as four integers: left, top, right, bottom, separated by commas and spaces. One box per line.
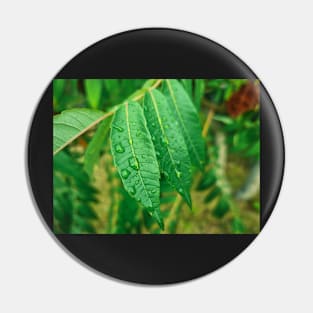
53, 79, 260, 234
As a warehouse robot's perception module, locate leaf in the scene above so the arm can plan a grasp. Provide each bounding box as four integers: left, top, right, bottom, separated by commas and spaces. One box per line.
85, 79, 103, 109
53, 151, 98, 234
110, 101, 163, 229
163, 79, 205, 168
181, 79, 193, 99
53, 79, 65, 105
84, 116, 112, 177
53, 108, 105, 155
144, 89, 192, 207
194, 79, 205, 110
213, 197, 230, 218
204, 187, 220, 203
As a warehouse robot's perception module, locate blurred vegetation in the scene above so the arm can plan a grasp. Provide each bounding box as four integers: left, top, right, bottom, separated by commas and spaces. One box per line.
53, 79, 260, 234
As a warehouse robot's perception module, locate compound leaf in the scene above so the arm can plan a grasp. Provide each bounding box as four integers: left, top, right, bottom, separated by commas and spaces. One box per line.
163, 79, 205, 168
84, 116, 112, 177
53, 108, 105, 155
144, 89, 192, 207
110, 101, 163, 229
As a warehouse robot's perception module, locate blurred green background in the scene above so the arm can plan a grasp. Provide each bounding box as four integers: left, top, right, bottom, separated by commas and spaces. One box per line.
53, 79, 260, 234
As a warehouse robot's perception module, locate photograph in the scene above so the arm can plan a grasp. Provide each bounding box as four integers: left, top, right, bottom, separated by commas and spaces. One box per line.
53, 79, 260, 234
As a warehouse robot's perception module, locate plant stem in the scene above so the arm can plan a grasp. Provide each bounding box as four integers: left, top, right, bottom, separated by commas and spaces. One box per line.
202, 109, 215, 137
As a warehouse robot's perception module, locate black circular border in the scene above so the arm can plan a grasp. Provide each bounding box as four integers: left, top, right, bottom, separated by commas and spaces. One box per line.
27, 28, 285, 284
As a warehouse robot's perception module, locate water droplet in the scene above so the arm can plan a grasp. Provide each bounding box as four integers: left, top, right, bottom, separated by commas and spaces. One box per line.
161, 137, 168, 145
128, 186, 136, 195
151, 135, 156, 141
155, 151, 160, 157
121, 169, 130, 179
176, 171, 182, 178
150, 190, 157, 194
113, 125, 124, 132
175, 160, 181, 166
128, 157, 139, 170
152, 123, 156, 127
178, 188, 183, 193
114, 144, 125, 153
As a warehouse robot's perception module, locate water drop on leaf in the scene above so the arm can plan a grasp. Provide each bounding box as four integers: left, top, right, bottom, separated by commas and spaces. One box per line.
114, 144, 125, 153
113, 125, 124, 132
121, 169, 130, 179
161, 137, 169, 145
128, 157, 139, 170
128, 186, 136, 195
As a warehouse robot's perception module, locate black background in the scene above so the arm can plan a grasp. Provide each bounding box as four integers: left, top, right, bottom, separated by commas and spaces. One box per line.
27, 28, 284, 284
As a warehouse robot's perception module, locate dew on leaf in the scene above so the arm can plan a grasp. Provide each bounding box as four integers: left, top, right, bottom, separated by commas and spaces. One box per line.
176, 171, 182, 178
113, 125, 124, 132
128, 157, 139, 170
178, 188, 183, 193
161, 137, 169, 145
121, 169, 130, 179
128, 186, 136, 195
114, 144, 125, 153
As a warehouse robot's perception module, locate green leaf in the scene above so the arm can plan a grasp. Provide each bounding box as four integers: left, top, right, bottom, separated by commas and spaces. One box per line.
163, 79, 205, 168
84, 116, 112, 177
194, 79, 205, 110
85, 79, 103, 109
204, 187, 220, 203
213, 197, 230, 218
53, 79, 65, 105
181, 79, 193, 99
110, 101, 163, 229
144, 89, 192, 207
53, 108, 104, 155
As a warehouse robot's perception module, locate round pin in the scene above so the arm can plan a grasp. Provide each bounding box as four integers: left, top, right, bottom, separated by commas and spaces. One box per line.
27, 28, 284, 284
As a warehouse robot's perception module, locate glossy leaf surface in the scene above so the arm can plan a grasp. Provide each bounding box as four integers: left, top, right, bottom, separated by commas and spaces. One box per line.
110, 101, 163, 228
163, 79, 205, 168
144, 89, 192, 207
